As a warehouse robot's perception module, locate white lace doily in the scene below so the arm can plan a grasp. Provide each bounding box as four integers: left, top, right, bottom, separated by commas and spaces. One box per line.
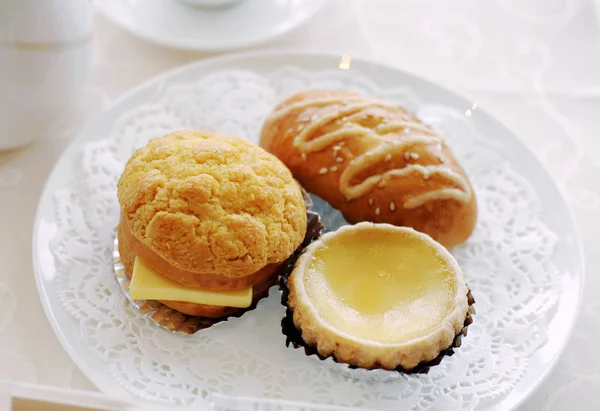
50, 67, 561, 410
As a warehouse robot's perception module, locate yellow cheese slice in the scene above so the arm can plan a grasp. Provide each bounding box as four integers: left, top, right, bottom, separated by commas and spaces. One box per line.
130, 257, 253, 308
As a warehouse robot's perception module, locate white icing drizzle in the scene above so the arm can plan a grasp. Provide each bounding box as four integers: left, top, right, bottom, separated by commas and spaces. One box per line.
404, 188, 469, 209
375, 121, 438, 137
268, 97, 394, 123
266, 95, 471, 208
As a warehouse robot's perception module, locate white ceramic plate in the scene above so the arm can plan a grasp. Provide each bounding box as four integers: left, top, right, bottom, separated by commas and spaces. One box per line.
94, 0, 327, 52
33, 51, 584, 411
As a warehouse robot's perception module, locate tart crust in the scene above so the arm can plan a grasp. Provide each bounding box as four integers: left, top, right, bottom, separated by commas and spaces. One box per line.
287, 222, 471, 371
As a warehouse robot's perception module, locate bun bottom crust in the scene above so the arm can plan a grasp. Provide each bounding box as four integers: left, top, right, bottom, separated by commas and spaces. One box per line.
300, 178, 477, 249
118, 222, 276, 318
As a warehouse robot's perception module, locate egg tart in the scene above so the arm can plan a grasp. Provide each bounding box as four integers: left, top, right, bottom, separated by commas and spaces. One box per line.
286, 222, 473, 371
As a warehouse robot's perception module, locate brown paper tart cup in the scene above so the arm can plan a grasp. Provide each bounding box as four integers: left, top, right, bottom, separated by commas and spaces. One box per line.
113, 188, 322, 335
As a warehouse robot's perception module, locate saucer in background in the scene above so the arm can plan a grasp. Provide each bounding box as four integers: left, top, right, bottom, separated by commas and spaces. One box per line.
94, 0, 328, 52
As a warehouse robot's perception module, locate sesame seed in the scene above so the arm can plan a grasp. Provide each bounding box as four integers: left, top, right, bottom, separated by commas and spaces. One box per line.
330, 166, 338, 172
389, 202, 396, 211
410, 152, 420, 160
301, 153, 307, 161
336, 157, 344, 163
319, 167, 328, 175
339, 142, 346, 146
385, 154, 392, 162
297, 124, 304, 131
404, 152, 411, 160
333, 145, 341, 151
375, 207, 381, 215
368, 198, 374, 206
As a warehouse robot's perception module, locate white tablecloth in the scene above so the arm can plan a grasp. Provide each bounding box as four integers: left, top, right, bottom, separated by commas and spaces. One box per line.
1, 0, 599, 409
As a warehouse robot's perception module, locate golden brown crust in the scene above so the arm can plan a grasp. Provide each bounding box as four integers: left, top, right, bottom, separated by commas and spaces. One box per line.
259, 90, 477, 248
117, 130, 307, 277
118, 224, 276, 318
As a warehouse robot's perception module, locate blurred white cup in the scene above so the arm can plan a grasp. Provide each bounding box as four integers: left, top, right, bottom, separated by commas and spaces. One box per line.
0, 0, 93, 150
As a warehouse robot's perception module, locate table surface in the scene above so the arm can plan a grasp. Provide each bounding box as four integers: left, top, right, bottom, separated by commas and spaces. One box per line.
1, 1, 599, 409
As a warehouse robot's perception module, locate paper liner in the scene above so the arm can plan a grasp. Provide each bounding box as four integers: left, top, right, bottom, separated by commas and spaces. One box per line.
279, 195, 476, 382
281, 282, 475, 382
113, 189, 322, 335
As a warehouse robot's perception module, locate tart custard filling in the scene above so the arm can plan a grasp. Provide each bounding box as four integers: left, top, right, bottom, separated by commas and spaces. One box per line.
303, 228, 457, 344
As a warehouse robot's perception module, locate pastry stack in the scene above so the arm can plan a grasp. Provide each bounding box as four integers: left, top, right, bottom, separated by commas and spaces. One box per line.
115, 89, 477, 373
117, 131, 307, 323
